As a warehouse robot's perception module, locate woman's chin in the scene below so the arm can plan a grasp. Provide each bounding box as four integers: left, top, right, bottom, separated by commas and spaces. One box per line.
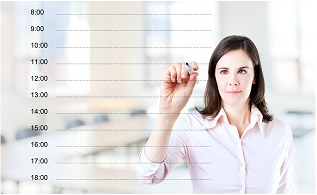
222, 99, 248, 107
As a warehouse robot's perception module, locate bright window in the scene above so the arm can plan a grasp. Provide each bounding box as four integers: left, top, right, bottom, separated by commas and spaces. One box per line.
268, 1, 316, 94
14, 1, 90, 95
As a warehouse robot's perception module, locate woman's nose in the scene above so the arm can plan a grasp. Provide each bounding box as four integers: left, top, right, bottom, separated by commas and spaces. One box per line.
229, 75, 239, 86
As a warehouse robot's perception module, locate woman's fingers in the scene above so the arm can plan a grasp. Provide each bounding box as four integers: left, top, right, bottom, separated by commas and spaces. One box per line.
167, 65, 177, 82
174, 62, 182, 83
189, 61, 199, 71
186, 72, 199, 91
165, 61, 199, 83
181, 62, 189, 81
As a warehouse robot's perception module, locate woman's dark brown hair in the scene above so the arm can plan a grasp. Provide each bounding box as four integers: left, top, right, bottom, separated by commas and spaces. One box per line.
196, 35, 273, 122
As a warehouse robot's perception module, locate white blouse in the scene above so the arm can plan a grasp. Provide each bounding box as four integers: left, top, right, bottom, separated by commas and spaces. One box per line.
136, 105, 297, 193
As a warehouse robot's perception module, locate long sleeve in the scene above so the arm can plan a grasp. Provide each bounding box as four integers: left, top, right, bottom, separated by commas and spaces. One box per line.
276, 124, 298, 193
135, 117, 189, 184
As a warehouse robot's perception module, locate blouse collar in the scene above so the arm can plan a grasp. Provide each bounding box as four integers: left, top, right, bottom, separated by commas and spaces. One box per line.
202, 104, 264, 136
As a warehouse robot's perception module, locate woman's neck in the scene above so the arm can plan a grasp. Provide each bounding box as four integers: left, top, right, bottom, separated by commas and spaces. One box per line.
222, 102, 251, 128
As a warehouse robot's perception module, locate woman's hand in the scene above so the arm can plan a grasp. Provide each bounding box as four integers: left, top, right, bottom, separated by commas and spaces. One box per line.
159, 61, 199, 114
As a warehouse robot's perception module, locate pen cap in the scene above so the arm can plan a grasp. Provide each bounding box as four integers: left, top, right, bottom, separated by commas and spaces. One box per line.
185, 62, 195, 75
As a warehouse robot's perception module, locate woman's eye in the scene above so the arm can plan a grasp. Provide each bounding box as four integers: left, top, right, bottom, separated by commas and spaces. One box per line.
220, 70, 228, 74
239, 70, 247, 74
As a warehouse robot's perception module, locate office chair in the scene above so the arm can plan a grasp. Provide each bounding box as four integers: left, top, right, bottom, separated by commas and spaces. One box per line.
15, 128, 41, 140
66, 119, 85, 129
1, 135, 6, 144
93, 115, 109, 124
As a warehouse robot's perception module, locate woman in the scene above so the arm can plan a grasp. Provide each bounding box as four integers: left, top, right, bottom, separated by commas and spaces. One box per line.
136, 35, 297, 193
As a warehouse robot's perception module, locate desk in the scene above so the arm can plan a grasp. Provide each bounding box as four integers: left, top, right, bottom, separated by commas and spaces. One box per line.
1, 116, 158, 193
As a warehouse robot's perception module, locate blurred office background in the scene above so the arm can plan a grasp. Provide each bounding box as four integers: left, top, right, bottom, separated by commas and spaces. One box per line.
1, 1, 316, 194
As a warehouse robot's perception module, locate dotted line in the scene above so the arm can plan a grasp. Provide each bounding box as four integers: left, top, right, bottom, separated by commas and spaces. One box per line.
56, 145, 212, 148
55, 95, 203, 98
55, 62, 208, 65
56, 129, 205, 132
56, 46, 213, 49
56, 112, 200, 115
56, 162, 211, 165
56, 29, 213, 32
56, 178, 212, 181
55, 79, 206, 82
56, 13, 213, 16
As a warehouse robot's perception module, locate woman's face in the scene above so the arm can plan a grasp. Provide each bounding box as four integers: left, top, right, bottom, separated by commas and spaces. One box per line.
215, 49, 255, 107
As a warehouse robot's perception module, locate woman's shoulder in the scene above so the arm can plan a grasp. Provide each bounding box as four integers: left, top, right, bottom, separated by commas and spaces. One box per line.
263, 117, 293, 138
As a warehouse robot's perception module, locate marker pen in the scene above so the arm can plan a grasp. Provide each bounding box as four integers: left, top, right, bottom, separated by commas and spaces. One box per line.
185, 62, 199, 84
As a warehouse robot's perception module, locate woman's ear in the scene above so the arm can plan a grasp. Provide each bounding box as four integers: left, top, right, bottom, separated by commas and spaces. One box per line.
252, 79, 256, 84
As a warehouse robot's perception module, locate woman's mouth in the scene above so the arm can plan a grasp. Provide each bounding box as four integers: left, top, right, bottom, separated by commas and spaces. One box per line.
227, 90, 241, 94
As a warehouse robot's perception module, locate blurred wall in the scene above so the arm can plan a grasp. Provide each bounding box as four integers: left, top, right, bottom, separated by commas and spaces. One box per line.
88, 2, 156, 107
